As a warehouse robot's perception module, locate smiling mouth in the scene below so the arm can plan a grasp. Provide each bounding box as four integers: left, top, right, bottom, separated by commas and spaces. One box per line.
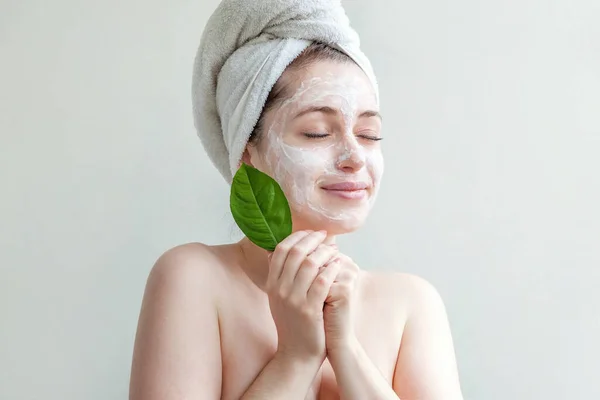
320, 182, 370, 200
320, 181, 369, 191
322, 189, 367, 200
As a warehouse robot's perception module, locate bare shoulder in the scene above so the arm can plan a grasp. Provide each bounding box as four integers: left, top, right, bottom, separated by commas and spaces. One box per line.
364, 270, 438, 290
360, 270, 447, 315
130, 242, 231, 400
381, 271, 463, 399
147, 242, 227, 288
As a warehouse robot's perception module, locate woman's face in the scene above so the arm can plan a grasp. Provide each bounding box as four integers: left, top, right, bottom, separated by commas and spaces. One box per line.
247, 60, 384, 234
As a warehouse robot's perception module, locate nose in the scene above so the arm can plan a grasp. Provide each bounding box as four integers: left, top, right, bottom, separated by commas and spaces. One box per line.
335, 137, 365, 173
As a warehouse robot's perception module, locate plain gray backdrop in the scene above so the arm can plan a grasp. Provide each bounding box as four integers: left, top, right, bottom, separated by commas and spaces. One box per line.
1, 0, 599, 399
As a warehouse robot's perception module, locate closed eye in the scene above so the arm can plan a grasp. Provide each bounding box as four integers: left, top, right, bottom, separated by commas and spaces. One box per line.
358, 135, 383, 141
303, 132, 383, 141
303, 132, 330, 139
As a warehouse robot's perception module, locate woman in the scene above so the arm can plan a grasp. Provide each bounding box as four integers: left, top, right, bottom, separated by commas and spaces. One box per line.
130, 1, 463, 399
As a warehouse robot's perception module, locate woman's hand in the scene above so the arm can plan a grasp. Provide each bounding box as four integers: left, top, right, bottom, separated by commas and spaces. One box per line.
323, 251, 361, 355
266, 230, 341, 363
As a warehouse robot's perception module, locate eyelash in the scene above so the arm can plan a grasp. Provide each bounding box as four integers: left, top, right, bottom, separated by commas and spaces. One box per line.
303, 132, 383, 141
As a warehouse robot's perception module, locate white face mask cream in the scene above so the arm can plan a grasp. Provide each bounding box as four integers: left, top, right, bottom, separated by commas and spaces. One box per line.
258, 67, 384, 226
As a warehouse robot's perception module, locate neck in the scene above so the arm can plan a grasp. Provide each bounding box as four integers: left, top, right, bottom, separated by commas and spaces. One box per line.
237, 232, 338, 292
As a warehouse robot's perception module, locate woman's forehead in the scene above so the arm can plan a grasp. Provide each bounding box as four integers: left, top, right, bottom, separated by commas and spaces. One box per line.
282, 71, 377, 113
294, 63, 374, 95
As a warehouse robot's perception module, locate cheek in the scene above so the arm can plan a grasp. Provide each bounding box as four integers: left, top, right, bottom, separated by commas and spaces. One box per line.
260, 138, 331, 207
366, 150, 384, 184
281, 148, 330, 203
275, 144, 332, 179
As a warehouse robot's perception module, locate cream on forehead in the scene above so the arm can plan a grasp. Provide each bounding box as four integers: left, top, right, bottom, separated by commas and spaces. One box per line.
280, 73, 377, 122
261, 75, 384, 222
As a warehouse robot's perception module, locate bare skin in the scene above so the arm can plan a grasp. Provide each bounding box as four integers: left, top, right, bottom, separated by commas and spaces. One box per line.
130, 60, 463, 399
217, 240, 404, 399
129, 239, 462, 399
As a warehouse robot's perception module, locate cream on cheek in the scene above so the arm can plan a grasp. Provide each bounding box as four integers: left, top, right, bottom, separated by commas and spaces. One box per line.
262, 75, 384, 221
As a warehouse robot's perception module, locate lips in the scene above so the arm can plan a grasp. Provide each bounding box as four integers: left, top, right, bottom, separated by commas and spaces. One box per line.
321, 182, 369, 192
321, 181, 369, 191
321, 181, 369, 200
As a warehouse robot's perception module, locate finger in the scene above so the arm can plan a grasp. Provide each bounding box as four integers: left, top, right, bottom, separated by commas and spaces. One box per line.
324, 280, 342, 303
279, 231, 327, 292
267, 230, 311, 289
331, 264, 350, 283
307, 258, 342, 306
289, 244, 338, 302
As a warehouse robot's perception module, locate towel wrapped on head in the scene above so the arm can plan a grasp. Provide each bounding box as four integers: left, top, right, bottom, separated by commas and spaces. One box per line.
192, 0, 378, 183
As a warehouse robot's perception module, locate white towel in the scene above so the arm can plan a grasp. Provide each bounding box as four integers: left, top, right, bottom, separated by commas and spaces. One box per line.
191, 0, 379, 183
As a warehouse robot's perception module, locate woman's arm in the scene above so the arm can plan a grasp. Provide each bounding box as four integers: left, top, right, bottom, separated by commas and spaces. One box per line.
129, 244, 222, 400
392, 274, 464, 400
240, 352, 322, 399
327, 273, 464, 400
328, 338, 402, 400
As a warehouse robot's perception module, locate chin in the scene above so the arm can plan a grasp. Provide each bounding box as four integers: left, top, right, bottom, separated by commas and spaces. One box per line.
318, 218, 364, 235
291, 209, 368, 235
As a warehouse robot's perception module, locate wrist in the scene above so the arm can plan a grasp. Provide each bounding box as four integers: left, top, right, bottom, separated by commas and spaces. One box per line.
274, 349, 324, 369
327, 335, 360, 364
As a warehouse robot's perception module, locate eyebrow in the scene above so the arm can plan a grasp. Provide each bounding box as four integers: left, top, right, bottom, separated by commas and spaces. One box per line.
292, 106, 382, 121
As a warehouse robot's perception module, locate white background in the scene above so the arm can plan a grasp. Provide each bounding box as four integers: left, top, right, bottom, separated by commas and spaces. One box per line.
1, 0, 599, 398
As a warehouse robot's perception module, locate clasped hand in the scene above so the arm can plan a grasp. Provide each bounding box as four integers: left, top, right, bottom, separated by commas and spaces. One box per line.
266, 230, 360, 362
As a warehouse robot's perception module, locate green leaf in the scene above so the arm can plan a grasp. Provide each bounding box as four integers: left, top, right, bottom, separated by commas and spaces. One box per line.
230, 163, 292, 251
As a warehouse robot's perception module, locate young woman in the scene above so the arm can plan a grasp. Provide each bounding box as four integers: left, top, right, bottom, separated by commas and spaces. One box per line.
130, 2, 463, 399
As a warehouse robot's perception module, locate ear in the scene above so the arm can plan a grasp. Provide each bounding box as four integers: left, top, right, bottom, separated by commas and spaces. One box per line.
240, 148, 254, 168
